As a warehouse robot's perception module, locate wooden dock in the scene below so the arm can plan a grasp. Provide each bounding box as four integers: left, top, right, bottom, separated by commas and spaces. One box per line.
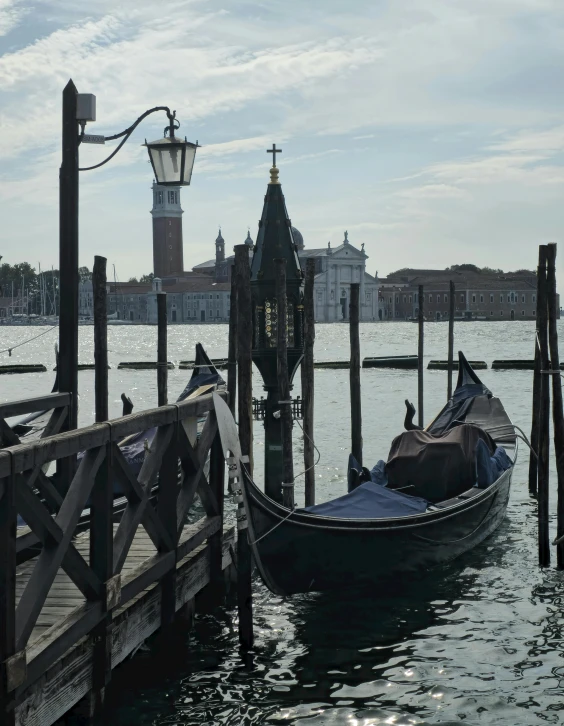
0, 391, 232, 726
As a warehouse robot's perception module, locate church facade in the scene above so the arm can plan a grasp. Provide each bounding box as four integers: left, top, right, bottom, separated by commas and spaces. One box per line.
149, 181, 381, 323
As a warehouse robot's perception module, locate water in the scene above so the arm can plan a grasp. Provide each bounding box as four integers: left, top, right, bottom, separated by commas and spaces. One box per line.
3, 321, 564, 725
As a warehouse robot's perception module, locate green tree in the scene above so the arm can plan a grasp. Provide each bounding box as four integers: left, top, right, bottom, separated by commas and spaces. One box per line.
128, 277, 139, 283
79, 266, 92, 283
139, 273, 154, 283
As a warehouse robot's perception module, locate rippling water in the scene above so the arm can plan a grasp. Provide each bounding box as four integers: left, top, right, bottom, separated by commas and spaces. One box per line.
2, 321, 564, 725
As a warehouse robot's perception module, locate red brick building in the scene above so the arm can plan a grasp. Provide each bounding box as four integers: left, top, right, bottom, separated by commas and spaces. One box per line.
378, 268, 548, 321
151, 183, 184, 278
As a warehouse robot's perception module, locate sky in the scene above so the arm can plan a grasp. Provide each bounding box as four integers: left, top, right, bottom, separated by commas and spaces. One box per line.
1, 0, 564, 281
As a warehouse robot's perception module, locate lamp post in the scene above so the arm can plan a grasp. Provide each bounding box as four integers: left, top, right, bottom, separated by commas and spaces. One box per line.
250, 148, 304, 502
59, 78, 198, 439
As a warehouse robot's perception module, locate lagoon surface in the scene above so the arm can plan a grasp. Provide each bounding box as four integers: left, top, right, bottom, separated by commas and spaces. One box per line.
2, 321, 564, 725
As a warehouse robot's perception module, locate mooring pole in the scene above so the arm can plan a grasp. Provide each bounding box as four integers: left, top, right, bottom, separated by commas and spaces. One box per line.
59, 79, 79, 433
58, 80, 79, 490
302, 258, 316, 506
275, 259, 294, 508
350, 283, 362, 466
447, 280, 455, 400
529, 253, 543, 497
233, 244, 253, 649
93, 256, 108, 423
90, 255, 113, 720
537, 245, 550, 567
546, 243, 564, 567
227, 264, 238, 417
157, 292, 167, 406
418, 284, 424, 428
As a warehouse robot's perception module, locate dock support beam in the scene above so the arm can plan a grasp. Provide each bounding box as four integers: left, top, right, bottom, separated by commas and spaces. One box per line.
0, 473, 17, 726
302, 258, 316, 506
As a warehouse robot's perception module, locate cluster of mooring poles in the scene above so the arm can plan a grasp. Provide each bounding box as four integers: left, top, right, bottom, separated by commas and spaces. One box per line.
528, 243, 564, 568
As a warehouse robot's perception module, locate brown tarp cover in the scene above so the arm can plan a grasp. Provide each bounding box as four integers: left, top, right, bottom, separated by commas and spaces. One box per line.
386, 424, 495, 502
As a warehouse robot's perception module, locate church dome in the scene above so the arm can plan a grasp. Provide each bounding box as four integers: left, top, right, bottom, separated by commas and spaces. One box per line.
244, 230, 254, 247
291, 226, 304, 250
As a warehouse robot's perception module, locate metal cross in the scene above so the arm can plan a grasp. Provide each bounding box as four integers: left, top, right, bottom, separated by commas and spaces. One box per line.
267, 143, 282, 167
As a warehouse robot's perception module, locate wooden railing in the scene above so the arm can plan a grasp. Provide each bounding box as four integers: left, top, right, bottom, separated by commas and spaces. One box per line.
0, 391, 226, 722
0, 393, 70, 448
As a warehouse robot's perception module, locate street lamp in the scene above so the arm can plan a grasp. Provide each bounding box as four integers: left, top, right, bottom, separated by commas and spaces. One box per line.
58, 79, 198, 435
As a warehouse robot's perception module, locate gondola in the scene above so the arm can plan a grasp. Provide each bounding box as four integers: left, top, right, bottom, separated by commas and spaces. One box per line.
214, 352, 517, 596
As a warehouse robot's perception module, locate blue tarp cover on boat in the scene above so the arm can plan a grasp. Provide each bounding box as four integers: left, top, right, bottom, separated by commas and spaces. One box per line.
304, 481, 428, 519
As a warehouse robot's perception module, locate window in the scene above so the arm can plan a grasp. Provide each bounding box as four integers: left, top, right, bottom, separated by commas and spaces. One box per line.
157, 191, 163, 204
533, 310, 536, 316
408, 295, 412, 303
522, 294, 525, 303
500, 310, 503, 316
472, 295, 476, 303
389, 296, 392, 303
395, 295, 399, 303
460, 294, 464, 302
480, 295, 484, 303
500, 294, 503, 303
533, 295, 536, 303
436, 295, 440, 303
490, 311, 493, 316
444, 295, 448, 303
490, 294, 494, 303
167, 191, 177, 204
429, 294, 432, 303
507, 295, 510, 303
366, 293, 371, 302
403, 295, 406, 303
521, 310, 525, 316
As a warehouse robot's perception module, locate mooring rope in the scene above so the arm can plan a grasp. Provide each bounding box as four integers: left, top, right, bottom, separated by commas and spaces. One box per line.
0, 325, 57, 356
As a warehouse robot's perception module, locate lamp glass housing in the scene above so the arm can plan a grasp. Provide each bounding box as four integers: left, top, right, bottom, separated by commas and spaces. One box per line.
145, 136, 198, 186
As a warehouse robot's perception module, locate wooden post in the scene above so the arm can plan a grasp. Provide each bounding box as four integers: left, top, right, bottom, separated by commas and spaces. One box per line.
546, 243, 564, 568
0, 473, 16, 726
57, 80, 79, 492
275, 259, 294, 508
233, 244, 253, 649
58, 79, 79, 434
158, 422, 178, 630
447, 280, 455, 400
301, 258, 315, 506
349, 283, 362, 466
208, 428, 225, 601
89, 256, 112, 719
157, 292, 167, 407
537, 245, 550, 567
227, 265, 238, 417
93, 256, 108, 424
418, 284, 424, 428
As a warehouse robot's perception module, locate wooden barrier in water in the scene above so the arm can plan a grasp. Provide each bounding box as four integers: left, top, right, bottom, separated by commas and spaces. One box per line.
0, 365, 47, 375
117, 362, 175, 370
179, 359, 229, 370
363, 355, 417, 369
0, 391, 232, 726
428, 360, 487, 370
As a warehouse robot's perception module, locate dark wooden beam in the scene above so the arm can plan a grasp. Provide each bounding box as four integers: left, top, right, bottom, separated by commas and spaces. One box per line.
0, 394, 70, 421
349, 283, 362, 467
302, 258, 316, 507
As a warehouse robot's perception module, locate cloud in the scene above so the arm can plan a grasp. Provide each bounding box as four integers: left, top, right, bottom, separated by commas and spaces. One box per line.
0, 0, 25, 36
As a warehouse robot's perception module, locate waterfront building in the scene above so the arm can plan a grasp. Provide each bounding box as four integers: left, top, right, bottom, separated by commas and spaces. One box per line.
378, 268, 549, 321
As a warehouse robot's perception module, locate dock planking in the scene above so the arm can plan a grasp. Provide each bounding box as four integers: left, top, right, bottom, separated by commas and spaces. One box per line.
14, 520, 234, 726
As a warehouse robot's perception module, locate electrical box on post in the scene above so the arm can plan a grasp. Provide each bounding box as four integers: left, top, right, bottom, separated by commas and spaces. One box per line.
76, 94, 96, 122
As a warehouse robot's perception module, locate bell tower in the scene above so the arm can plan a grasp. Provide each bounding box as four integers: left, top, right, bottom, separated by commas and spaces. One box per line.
151, 182, 184, 278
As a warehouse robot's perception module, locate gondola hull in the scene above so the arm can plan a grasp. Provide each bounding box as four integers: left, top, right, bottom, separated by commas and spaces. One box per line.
242, 465, 512, 594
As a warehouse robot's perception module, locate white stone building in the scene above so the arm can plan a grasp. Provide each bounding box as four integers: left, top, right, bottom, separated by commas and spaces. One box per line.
296, 230, 380, 322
